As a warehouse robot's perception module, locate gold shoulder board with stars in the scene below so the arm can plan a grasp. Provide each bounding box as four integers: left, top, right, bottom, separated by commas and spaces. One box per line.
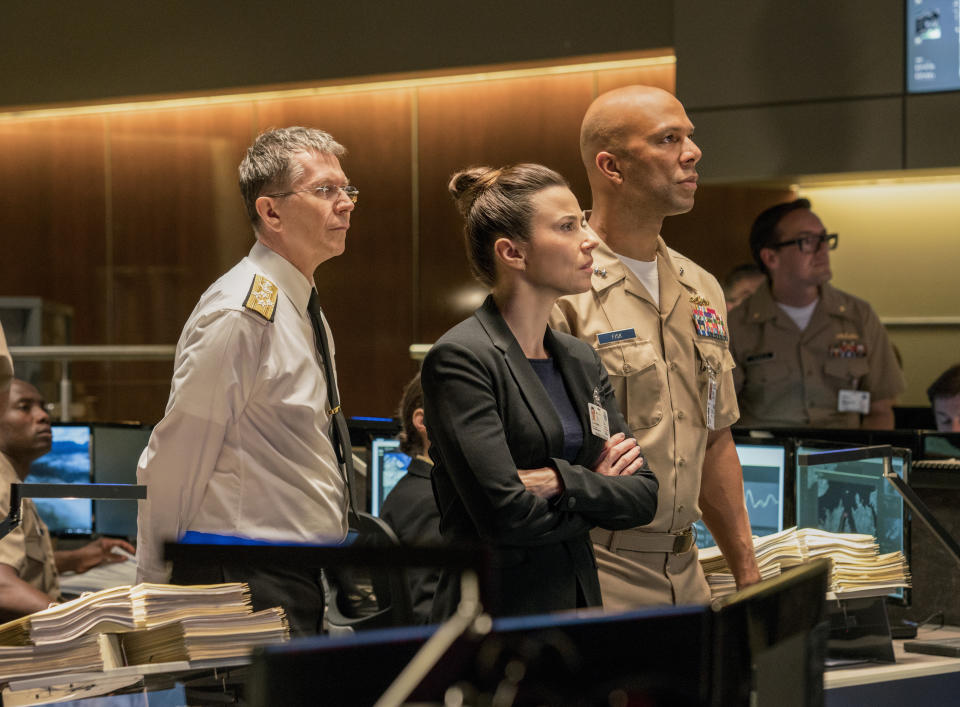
243, 274, 278, 322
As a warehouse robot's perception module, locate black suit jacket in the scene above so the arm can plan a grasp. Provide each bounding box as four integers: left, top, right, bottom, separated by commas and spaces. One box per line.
422, 296, 658, 618
379, 457, 443, 624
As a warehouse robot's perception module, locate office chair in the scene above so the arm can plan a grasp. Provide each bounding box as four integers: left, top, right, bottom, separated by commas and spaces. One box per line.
325, 512, 415, 634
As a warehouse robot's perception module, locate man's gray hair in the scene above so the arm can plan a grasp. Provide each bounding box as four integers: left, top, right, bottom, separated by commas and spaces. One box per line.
239, 126, 347, 227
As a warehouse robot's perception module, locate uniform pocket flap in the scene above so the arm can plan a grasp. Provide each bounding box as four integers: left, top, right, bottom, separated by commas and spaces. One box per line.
824, 356, 870, 380
596, 339, 658, 376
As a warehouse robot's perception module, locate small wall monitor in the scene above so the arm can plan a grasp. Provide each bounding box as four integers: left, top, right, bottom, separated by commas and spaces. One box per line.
368, 438, 411, 517
25, 423, 93, 536
694, 440, 789, 549
907, 0, 960, 93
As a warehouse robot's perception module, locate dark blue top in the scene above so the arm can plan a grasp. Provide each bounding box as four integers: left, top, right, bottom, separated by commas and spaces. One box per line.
528, 357, 583, 462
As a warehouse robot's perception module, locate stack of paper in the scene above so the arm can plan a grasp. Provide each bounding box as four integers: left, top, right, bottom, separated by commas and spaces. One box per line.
0, 582, 290, 684
699, 527, 911, 599
699, 527, 804, 596
122, 607, 289, 665
0, 634, 122, 683
130, 583, 251, 628
0, 585, 135, 647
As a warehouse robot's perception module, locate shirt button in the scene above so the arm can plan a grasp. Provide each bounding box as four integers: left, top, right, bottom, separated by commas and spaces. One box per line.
567, 497, 577, 509
678, 458, 686, 467
623, 364, 632, 373
677, 410, 685, 420
678, 505, 685, 512
669, 362, 678, 371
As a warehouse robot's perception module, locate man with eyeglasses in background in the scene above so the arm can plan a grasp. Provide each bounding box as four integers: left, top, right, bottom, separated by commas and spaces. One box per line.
136, 127, 358, 636
729, 198, 904, 429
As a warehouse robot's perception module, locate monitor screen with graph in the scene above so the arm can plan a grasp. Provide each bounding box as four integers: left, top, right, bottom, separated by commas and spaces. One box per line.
694, 440, 790, 549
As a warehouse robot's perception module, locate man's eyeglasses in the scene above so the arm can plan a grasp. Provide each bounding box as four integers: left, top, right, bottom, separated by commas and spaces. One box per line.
265, 184, 359, 204
770, 232, 838, 254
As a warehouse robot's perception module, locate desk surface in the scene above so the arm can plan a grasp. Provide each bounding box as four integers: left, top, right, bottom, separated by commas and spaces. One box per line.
825, 626, 960, 689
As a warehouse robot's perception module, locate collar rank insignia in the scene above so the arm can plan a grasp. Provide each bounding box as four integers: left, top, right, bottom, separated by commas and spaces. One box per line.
593, 265, 607, 278
244, 274, 278, 322
691, 303, 728, 342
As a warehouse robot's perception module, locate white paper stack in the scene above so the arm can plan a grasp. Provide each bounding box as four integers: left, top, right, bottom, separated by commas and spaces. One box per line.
0, 634, 122, 683
0, 582, 290, 684
130, 582, 251, 629
122, 607, 289, 665
0, 585, 135, 648
699, 527, 911, 599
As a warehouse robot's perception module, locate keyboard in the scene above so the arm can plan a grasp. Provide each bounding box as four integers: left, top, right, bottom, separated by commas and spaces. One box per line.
913, 458, 960, 471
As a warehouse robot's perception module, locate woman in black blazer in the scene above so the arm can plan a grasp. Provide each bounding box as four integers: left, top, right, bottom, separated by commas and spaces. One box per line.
423, 164, 659, 619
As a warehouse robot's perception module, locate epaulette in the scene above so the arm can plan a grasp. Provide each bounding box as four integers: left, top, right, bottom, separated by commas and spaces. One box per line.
243, 274, 278, 322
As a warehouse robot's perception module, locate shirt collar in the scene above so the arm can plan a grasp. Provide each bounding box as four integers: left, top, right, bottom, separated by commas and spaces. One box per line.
248, 241, 315, 316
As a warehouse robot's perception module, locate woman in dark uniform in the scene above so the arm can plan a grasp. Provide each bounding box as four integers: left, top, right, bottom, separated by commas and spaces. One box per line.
423, 164, 658, 619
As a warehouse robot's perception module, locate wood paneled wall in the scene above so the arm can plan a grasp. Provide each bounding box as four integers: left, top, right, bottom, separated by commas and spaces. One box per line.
0, 57, 783, 423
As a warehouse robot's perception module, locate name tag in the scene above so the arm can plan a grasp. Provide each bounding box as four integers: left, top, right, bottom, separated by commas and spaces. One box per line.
588, 403, 610, 440
597, 328, 636, 345
838, 389, 871, 414
745, 352, 775, 364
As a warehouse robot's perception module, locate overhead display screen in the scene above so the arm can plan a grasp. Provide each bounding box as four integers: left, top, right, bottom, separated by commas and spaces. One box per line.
908, 0, 960, 92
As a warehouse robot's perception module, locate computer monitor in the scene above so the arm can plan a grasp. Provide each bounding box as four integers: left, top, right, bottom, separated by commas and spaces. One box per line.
694, 438, 791, 549
25, 423, 93, 536
795, 443, 910, 602
92, 423, 152, 539
735, 426, 923, 463
919, 431, 960, 460
368, 437, 411, 517
713, 559, 830, 707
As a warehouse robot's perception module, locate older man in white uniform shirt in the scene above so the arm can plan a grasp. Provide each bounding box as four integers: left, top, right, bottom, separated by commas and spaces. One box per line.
136, 127, 357, 635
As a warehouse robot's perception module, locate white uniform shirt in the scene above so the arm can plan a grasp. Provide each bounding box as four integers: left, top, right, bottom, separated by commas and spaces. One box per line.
136, 241, 348, 583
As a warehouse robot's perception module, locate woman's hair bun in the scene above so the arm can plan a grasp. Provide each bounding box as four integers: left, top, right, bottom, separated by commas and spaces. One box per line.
448, 166, 499, 215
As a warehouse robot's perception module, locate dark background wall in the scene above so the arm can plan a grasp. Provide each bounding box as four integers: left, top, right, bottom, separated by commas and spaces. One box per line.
3, 1, 956, 421
2, 1, 672, 108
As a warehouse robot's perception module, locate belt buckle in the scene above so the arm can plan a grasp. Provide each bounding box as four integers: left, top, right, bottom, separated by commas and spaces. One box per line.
672, 528, 694, 553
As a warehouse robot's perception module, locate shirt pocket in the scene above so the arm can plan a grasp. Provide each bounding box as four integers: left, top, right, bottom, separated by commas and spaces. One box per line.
595, 339, 664, 430
23, 527, 48, 568
694, 340, 736, 426
823, 357, 870, 389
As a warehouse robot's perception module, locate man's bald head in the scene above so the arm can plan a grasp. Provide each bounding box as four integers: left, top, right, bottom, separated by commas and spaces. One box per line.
580, 86, 683, 170
578, 85, 701, 225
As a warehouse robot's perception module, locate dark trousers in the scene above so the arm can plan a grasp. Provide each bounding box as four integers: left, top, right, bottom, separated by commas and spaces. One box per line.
171, 560, 325, 638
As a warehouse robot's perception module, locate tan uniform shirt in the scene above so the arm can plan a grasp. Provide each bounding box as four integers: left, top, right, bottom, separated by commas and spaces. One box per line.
551, 237, 739, 607
0, 454, 60, 601
729, 283, 905, 428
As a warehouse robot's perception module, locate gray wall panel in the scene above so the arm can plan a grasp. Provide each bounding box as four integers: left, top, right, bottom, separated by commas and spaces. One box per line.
690, 98, 903, 181
2, 0, 672, 108
675, 0, 904, 108
906, 92, 960, 168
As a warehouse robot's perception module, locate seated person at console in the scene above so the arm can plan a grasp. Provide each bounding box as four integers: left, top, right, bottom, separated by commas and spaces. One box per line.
379, 372, 443, 624
0, 379, 134, 619
422, 164, 659, 619
928, 364, 960, 433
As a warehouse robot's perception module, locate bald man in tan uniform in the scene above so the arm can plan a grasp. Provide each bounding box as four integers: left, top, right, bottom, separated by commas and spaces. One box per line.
551, 86, 760, 607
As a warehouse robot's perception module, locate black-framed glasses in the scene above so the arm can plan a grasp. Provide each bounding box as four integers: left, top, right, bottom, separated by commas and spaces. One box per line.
265, 184, 359, 204
771, 232, 838, 254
